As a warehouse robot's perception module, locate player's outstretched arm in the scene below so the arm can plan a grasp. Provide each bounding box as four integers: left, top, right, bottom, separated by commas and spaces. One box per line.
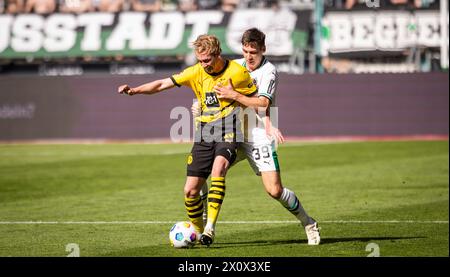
118, 78, 175, 96
214, 79, 270, 109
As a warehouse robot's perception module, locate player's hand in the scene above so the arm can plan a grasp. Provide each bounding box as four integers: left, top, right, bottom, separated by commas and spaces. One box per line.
191, 100, 201, 117
215, 79, 237, 100
269, 127, 285, 144
118, 84, 135, 96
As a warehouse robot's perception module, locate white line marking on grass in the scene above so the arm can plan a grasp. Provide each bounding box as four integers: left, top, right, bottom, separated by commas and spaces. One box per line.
0, 220, 448, 225
0, 150, 189, 157
1, 135, 446, 145
320, 220, 449, 224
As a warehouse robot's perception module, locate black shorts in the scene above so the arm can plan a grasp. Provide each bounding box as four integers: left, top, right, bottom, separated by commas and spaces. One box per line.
186, 141, 238, 179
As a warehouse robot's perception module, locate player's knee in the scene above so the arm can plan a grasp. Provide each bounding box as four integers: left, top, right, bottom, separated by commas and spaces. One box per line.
266, 184, 283, 199
184, 188, 199, 198
211, 157, 229, 176
184, 183, 200, 198
211, 167, 227, 177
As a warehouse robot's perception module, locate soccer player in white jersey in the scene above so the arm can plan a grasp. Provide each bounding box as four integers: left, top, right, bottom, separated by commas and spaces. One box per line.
195, 28, 320, 245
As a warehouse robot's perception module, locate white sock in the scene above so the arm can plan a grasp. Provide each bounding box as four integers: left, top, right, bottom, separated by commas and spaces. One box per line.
278, 187, 314, 227
200, 183, 208, 225
204, 222, 214, 232
200, 183, 216, 233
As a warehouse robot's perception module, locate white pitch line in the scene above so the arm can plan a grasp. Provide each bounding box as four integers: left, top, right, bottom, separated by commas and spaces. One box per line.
0, 220, 447, 225
0, 150, 189, 157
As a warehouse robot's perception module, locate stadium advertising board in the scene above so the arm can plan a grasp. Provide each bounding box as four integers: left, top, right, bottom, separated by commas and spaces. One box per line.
0, 73, 447, 141
320, 10, 445, 56
0, 9, 310, 59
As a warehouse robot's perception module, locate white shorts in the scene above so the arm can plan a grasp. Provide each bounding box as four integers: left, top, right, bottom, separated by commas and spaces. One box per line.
234, 140, 280, 176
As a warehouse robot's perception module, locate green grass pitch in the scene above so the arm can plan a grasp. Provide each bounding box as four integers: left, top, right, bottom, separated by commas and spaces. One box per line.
0, 140, 448, 257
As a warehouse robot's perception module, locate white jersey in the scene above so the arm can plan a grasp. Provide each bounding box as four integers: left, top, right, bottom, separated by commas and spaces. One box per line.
233, 57, 280, 175
235, 57, 278, 144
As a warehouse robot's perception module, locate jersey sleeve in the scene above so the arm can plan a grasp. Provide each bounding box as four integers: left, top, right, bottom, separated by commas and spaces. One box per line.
232, 68, 257, 96
171, 65, 197, 89
258, 67, 277, 103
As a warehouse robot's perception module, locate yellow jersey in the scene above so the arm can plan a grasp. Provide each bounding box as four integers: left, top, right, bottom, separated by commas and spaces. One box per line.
171, 60, 257, 123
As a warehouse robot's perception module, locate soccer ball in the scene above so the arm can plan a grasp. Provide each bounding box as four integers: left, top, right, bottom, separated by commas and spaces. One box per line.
169, 221, 199, 248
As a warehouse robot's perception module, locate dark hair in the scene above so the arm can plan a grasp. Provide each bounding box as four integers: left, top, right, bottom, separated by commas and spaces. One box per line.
241, 28, 266, 50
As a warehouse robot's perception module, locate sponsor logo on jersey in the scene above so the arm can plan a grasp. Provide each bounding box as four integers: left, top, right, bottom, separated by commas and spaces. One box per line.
224, 132, 235, 142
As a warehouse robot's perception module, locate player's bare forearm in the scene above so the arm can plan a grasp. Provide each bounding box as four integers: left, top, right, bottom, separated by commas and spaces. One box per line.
219, 89, 269, 109
118, 78, 175, 96
133, 82, 162, 95
214, 80, 270, 109
234, 93, 270, 109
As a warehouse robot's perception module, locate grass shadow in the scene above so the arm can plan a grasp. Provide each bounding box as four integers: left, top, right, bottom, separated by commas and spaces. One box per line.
211, 236, 425, 248
104, 236, 426, 256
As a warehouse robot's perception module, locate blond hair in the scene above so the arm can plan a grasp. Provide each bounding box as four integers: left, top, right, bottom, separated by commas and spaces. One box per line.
192, 34, 222, 56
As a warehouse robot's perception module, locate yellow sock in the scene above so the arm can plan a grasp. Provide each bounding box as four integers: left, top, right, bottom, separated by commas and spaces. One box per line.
207, 177, 226, 228
185, 196, 204, 233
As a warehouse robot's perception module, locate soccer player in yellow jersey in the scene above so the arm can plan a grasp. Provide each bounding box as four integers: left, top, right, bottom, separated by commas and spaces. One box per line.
194, 28, 320, 245
118, 34, 257, 246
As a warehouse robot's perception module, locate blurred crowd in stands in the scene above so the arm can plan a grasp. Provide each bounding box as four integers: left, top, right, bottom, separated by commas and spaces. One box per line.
0, 0, 442, 75
0, 0, 438, 14
0, 0, 303, 14
325, 0, 438, 10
